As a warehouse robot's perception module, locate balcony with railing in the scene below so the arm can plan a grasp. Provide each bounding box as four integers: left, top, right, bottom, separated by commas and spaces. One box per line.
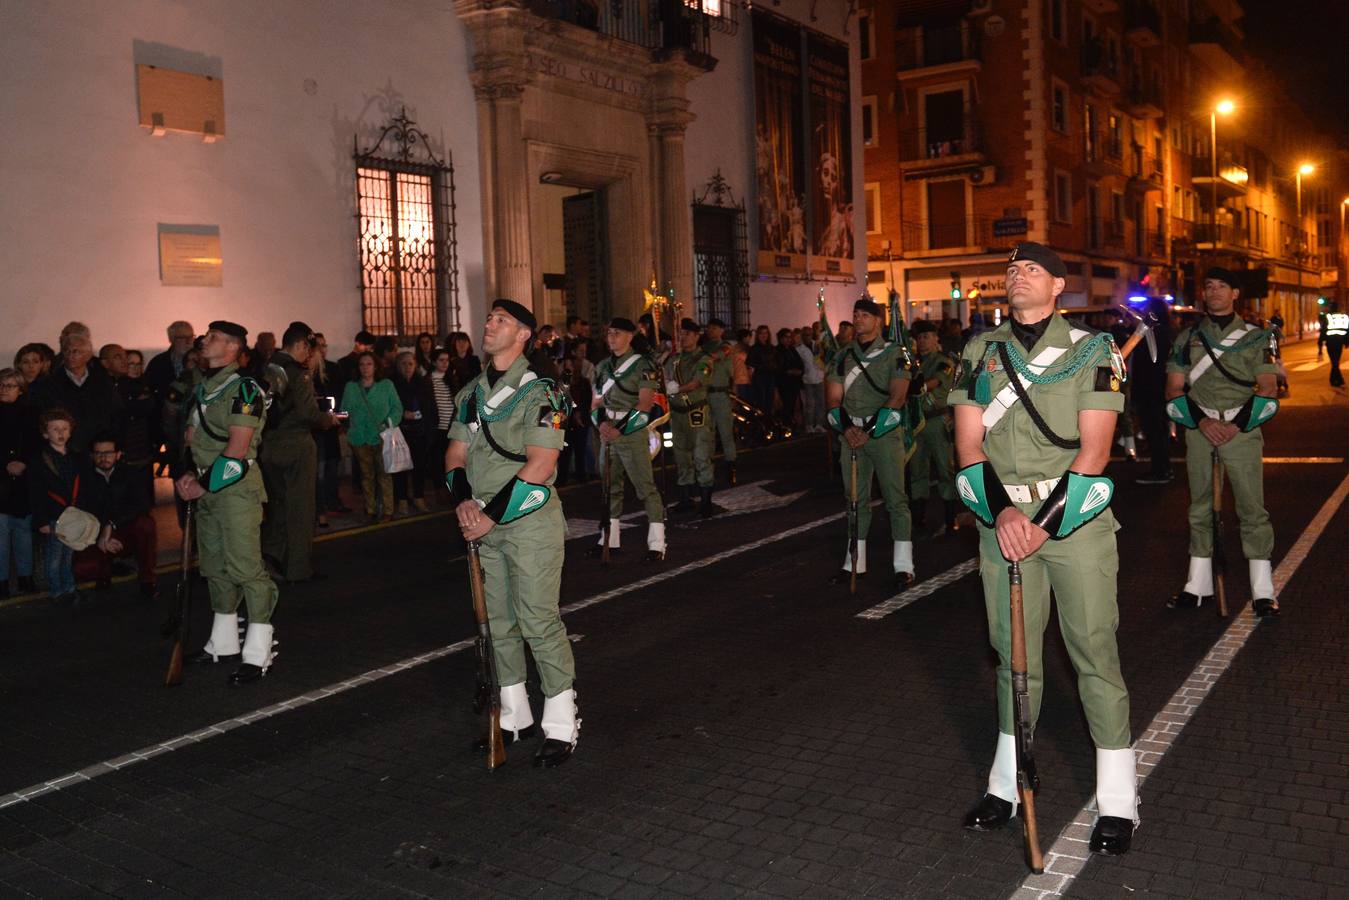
896, 23, 981, 79
1082, 37, 1122, 95
899, 115, 983, 168
524, 0, 718, 63
1125, 0, 1162, 47
1088, 217, 1128, 252
898, 214, 1014, 256
1193, 221, 1250, 251
1192, 151, 1249, 198
1125, 71, 1164, 118
1189, 16, 1243, 76
1134, 228, 1167, 259
1128, 150, 1164, 191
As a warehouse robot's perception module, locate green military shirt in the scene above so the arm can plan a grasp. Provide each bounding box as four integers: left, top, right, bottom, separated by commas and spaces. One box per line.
264, 351, 325, 442
188, 363, 267, 470
949, 313, 1123, 486
666, 349, 712, 408
1167, 316, 1277, 414
825, 337, 912, 419
449, 355, 567, 499
917, 350, 956, 416
700, 338, 735, 389
594, 349, 658, 413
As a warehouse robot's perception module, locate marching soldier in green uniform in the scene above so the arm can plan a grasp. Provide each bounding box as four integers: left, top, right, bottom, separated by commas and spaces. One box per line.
1165, 267, 1280, 616
261, 321, 338, 583
701, 317, 738, 485
175, 322, 279, 686
445, 299, 578, 767
825, 296, 916, 588
907, 319, 958, 539
666, 318, 716, 519
587, 317, 667, 562
952, 242, 1137, 855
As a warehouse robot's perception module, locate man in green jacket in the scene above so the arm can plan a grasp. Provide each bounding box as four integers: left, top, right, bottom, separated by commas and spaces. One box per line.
447, 299, 577, 767
701, 317, 738, 485
907, 319, 958, 538
261, 321, 338, 582
175, 321, 278, 687
666, 318, 715, 518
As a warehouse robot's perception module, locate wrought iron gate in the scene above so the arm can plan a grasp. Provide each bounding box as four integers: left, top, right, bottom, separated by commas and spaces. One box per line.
692, 171, 750, 329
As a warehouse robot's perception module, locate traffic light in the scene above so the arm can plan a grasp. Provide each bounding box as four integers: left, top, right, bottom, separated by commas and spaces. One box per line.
949, 271, 962, 300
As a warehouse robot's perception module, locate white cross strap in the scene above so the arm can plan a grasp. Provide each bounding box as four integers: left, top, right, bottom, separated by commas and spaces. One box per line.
1188, 325, 1250, 385
981, 328, 1088, 429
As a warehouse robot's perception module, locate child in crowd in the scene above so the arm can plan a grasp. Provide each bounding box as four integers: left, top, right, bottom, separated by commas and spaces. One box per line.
30, 407, 82, 601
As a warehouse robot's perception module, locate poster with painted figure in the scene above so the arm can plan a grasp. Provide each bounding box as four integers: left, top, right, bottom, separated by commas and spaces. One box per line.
807, 34, 853, 277
752, 10, 807, 277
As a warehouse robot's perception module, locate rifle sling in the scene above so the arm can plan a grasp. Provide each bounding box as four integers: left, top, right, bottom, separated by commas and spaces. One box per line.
848, 348, 891, 398
1195, 330, 1256, 388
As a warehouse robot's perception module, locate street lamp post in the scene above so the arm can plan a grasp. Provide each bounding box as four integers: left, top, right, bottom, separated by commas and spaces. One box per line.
1341, 198, 1348, 305
1209, 100, 1235, 253
1296, 163, 1314, 337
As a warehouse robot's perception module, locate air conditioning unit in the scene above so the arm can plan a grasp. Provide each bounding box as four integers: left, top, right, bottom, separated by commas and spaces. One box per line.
970, 165, 997, 185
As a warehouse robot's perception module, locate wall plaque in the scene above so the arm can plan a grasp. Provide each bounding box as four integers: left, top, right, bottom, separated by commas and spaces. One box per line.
159, 225, 222, 287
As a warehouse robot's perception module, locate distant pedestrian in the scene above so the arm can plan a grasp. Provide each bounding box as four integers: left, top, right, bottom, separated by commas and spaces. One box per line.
0, 369, 37, 598
340, 351, 401, 522
30, 407, 81, 602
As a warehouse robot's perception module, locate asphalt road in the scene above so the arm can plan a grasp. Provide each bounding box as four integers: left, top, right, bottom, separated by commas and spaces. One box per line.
1, 338, 1347, 899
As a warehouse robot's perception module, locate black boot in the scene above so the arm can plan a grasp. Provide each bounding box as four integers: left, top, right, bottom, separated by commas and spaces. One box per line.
699, 487, 714, 519
670, 487, 695, 515
963, 794, 1014, 831
1089, 816, 1134, 855
1166, 591, 1207, 609
533, 738, 575, 768
1253, 597, 1280, 618
228, 663, 267, 686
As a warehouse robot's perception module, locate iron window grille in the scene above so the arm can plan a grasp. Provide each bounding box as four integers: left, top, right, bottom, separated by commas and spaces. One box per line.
354, 109, 459, 339
691, 170, 751, 330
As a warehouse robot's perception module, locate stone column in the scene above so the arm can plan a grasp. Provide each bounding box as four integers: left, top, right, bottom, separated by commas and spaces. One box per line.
490, 84, 535, 308
656, 124, 693, 311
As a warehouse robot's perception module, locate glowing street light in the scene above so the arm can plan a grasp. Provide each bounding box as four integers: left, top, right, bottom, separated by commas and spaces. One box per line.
1208, 100, 1236, 250
1215, 99, 1235, 116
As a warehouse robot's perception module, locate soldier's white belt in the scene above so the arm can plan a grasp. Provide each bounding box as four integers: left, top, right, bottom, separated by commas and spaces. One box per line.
1002, 477, 1060, 504
1197, 404, 1243, 422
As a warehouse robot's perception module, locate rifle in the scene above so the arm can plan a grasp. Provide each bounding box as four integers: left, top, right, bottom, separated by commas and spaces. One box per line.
817, 288, 841, 367
164, 501, 194, 687
848, 450, 859, 594
599, 443, 613, 566
466, 539, 506, 770
1212, 448, 1228, 617
1008, 560, 1045, 873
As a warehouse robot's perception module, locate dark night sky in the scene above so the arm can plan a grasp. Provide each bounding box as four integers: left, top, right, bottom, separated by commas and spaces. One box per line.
1239, 0, 1349, 145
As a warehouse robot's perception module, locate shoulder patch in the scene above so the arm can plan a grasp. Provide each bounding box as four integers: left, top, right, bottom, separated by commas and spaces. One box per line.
538, 405, 566, 430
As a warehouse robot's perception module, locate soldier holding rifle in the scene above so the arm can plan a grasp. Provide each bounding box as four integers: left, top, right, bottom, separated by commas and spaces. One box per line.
951, 242, 1138, 856
445, 299, 578, 768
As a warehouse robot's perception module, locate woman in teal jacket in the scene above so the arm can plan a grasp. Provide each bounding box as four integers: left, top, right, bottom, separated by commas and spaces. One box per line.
340, 351, 403, 521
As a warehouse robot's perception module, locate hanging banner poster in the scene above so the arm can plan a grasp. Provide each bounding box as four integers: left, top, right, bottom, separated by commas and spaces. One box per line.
806, 34, 853, 277
752, 11, 807, 276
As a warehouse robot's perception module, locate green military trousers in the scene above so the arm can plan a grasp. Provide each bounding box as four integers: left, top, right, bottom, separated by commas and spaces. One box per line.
908, 415, 955, 501
197, 466, 279, 623
839, 433, 911, 541
1185, 428, 1274, 559
604, 429, 664, 522
671, 406, 714, 488
260, 437, 318, 581
707, 391, 737, 463
977, 513, 1130, 750
479, 499, 574, 697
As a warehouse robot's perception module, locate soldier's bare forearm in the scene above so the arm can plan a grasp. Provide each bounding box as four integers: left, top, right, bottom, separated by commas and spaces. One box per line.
224, 426, 254, 459
1068, 410, 1115, 475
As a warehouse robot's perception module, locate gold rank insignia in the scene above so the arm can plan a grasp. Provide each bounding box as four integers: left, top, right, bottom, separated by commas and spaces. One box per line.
1110, 375, 1120, 392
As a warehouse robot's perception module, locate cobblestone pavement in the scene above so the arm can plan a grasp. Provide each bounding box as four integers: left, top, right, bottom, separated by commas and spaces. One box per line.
1, 339, 1347, 898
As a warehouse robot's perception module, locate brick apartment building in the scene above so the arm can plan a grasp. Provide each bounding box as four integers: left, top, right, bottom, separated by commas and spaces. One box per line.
860, 0, 1343, 338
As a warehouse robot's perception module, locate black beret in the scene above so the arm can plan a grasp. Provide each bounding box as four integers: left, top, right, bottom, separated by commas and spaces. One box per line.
706, 317, 727, 329
1203, 267, 1240, 289
910, 319, 938, 335
491, 298, 537, 332
608, 317, 637, 333
1008, 241, 1067, 278
208, 320, 247, 341
679, 318, 701, 333
853, 297, 882, 317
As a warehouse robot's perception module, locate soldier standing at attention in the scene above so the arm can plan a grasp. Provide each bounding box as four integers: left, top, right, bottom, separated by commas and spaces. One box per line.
825, 296, 915, 589
586, 318, 667, 562
951, 242, 1136, 855
907, 319, 958, 539
446, 299, 578, 767
175, 322, 279, 686
701, 317, 738, 485
666, 319, 716, 519
1165, 268, 1280, 616
261, 322, 338, 583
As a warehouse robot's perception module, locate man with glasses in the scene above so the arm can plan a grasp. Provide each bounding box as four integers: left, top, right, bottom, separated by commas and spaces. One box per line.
29, 333, 125, 455
74, 434, 159, 597
146, 321, 197, 399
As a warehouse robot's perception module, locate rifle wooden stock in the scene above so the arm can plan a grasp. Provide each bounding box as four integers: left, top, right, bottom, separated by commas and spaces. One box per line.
848, 451, 859, 594
466, 540, 506, 770
1008, 561, 1045, 874
164, 501, 194, 687
1212, 448, 1228, 617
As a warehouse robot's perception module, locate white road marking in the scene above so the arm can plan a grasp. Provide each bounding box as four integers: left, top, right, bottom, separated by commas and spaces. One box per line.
0, 509, 844, 811
855, 558, 980, 620
1017, 471, 1349, 898
563, 479, 805, 539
